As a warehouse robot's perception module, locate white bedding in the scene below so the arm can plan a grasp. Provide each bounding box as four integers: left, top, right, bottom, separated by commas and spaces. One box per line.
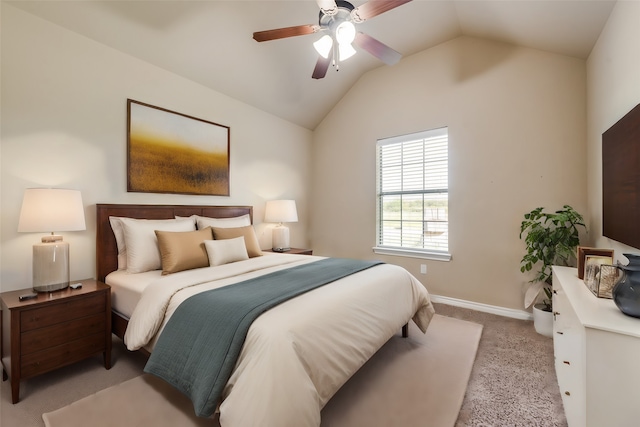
121, 254, 435, 426
106, 269, 161, 318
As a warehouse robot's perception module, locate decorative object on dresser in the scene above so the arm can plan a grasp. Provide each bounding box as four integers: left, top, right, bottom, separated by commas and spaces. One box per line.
583, 254, 614, 295
264, 199, 298, 252
611, 253, 640, 318
576, 246, 614, 280
0, 279, 111, 403
591, 263, 618, 299
127, 99, 230, 196
519, 205, 586, 337
552, 266, 640, 426
17, 188, 86, 292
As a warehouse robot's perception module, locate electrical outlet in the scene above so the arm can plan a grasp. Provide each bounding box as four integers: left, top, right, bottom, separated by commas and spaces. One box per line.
420, 264, 427, 274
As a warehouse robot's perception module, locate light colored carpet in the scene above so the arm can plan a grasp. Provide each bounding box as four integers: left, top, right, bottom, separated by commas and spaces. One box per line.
436, 304, 568, 427
40, 314, 482, 427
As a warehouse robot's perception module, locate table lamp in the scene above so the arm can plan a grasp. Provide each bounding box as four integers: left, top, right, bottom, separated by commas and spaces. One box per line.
18, 188, 86, 292
264, 200, 298, 252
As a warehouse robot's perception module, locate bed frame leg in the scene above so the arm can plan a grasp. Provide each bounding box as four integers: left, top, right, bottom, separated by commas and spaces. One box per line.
402, 323, 409, 338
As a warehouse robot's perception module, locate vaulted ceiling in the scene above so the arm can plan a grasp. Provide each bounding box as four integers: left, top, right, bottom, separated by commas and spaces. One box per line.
7, 0, 616, 129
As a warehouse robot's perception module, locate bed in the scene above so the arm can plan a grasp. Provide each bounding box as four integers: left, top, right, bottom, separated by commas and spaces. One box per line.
95, 203, 435, 426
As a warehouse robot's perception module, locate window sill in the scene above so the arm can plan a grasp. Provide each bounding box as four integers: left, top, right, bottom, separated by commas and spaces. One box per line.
372, 247, 452, 261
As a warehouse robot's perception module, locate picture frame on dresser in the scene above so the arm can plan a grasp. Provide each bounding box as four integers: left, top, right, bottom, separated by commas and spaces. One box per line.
584, 254, 614, 295
594, 264, 619, 299
577, 246, 614, 279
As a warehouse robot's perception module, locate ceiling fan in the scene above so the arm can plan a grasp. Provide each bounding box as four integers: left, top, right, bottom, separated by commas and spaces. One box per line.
253, 0, 412, 79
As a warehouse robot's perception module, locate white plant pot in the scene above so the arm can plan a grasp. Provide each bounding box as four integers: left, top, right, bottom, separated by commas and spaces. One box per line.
532, 304, 554, 337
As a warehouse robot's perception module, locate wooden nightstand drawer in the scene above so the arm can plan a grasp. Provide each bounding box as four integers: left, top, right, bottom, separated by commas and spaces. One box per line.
21, 332, 106, 378
21, 313, 106, 354
20, 293, 105, 331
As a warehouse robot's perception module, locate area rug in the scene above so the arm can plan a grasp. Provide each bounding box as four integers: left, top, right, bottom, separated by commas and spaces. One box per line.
43, 314, 482, 427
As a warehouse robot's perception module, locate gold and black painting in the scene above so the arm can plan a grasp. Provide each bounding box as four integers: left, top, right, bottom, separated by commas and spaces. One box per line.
127, 99, 230, 196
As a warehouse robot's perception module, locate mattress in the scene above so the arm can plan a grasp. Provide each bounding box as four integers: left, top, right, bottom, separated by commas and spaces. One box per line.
105, 269, 161, 319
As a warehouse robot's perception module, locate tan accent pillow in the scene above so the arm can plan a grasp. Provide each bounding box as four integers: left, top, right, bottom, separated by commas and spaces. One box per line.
155, 227, 213, 275
204, 237, 249, 266
212, 225, 263, 258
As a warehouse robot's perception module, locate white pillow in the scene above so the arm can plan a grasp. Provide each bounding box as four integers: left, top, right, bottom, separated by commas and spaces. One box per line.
195, 214, 251, 230
204, 237, 249, 266
119, 217, 196, 274
109, 216, 128, 270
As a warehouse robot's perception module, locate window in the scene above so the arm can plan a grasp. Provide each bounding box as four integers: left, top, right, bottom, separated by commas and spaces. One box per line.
374, 127, 450, 261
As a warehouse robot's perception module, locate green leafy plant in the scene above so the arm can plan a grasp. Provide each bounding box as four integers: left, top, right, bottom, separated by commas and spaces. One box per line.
519, 205, 586, 311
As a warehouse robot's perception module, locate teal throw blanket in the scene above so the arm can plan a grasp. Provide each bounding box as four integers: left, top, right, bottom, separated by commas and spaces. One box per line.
144, 257, 383, 417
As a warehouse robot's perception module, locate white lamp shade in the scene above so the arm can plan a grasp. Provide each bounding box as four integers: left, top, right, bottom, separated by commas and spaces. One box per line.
339, 43, 357, 61
264, 200, 298, 223
313, 35, 333, 59
18, 188, 86, 233
335, 21, 356, 45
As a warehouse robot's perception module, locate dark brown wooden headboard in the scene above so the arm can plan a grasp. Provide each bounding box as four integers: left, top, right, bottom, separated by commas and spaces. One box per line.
96, 204, 253, 282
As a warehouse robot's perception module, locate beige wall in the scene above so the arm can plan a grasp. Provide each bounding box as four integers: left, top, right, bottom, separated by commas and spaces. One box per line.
4, 2, 633, 313
0, 4, 313, 292
311, 36, 588, 311
587, 0, 640, 262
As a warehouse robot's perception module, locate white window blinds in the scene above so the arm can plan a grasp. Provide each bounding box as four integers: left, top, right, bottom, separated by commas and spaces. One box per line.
375, 127, 449, 258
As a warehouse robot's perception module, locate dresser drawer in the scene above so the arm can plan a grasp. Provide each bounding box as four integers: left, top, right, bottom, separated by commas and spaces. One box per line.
20, 293, 105, 331
21, 313, 106, 355
20, 332, 106, 378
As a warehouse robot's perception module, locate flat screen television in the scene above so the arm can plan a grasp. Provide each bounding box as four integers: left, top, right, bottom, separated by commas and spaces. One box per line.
602, 103, 640, 249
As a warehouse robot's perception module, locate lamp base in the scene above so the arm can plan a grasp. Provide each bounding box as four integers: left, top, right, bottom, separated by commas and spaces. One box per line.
33, 241, 70, 292
271, 225, 290, 252
34, 281, 70, 293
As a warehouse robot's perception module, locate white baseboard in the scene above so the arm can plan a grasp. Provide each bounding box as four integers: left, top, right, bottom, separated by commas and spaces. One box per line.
431, 294, 533, 321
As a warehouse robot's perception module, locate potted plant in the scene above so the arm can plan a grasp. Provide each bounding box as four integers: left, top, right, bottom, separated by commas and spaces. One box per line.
519, 205, 586, 336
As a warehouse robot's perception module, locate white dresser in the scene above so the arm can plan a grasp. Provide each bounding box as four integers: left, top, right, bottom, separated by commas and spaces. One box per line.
552, 266, 640, 427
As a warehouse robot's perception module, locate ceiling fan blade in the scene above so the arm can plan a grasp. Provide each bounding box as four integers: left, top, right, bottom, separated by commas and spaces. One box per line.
312, 49, 333, 79
253, 24, 319, 42
351, 0, 412, 22
316, 0, 338, 15
354, 32, 402, 65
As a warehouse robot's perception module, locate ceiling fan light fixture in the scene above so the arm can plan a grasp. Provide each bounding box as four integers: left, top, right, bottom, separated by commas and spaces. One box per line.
335, 21, 356, 45
339, 42, 356, 61
313, 34, 334, 59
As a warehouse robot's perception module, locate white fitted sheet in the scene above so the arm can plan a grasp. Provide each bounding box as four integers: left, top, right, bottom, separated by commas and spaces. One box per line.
105, 252, 280, 318
105, 270, 162, 319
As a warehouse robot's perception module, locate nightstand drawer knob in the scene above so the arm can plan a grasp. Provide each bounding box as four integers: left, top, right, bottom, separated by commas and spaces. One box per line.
563, 360, 570, 365
565, 391, 571, 396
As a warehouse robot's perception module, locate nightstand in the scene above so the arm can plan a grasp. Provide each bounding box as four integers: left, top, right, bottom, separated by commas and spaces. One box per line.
264, 248, 313, 255
1, 279, 111, 403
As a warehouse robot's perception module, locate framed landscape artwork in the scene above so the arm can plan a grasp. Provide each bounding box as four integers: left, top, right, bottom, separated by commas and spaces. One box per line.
127, 99, 230, 196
